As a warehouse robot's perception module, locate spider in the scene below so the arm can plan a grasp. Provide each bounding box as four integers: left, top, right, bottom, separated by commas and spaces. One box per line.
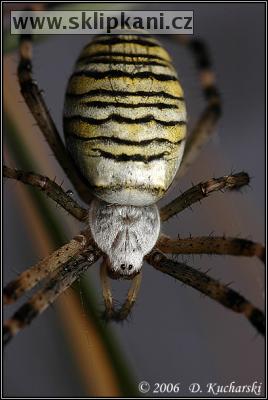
3, 32, 265, 346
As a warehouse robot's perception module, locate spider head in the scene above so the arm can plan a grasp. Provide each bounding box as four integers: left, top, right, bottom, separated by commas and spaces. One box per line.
106, 242, 144, 279
107, 260, 142, 280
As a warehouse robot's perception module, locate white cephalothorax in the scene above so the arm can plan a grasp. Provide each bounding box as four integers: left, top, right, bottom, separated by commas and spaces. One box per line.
89, 198, 160, 277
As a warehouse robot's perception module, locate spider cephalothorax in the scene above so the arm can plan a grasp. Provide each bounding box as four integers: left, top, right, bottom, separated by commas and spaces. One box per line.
89, 198, 160, 277
3, 31, 265, 345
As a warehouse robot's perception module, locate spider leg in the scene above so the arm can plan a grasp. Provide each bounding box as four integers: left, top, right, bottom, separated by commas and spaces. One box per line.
4, 166, 88, 222
100, 259, 142, 321
158, 235, 265, 264
168, 35, 221, 177
100, 259, 114, 319
4, 230, 91, 304
160, 172, 249, 221
112, 273, 142, 322
146, 250, 264, 336
4, 244, 101, 346
18, 34, 91, 203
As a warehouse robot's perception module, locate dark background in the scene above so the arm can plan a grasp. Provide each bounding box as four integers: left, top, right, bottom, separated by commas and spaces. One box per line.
3, 2, 265, 397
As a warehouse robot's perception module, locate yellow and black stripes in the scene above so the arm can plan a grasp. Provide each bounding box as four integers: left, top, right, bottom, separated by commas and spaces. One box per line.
77, 52, 170, 65
80, 34, 172, 62
64, 114, 185, 127
67, 135, 184, 145
66, 88, 184, 101
91, 35, 163, 47
70, 69, 178, 81
71, 100, 179, 109
64, 34, 187, 205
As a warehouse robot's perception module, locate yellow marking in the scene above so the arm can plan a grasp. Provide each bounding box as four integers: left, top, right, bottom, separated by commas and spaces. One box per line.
76, 55, 171, 67
74, 63, 178, 79
67, 76, 184, 97
64, 119, 187, 142
71, 94, 182, 106
71, 141, 180, 158
80, 43, 172, 62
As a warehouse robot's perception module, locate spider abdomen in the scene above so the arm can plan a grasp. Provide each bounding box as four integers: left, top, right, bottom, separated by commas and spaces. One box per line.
64, 35, 187, 206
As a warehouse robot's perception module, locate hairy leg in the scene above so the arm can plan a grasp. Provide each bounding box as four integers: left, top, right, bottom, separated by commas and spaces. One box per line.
160, 172, 249, 222
4, 166, 88, 221
169, 34, 221, 177
100, 259, 142, 321
146, 250, 264, 336
4, 244, 101, 346
100, 259, 114, 319
18, 34, 91, 203
4, 231, 91, 304
158, 235, 265, 264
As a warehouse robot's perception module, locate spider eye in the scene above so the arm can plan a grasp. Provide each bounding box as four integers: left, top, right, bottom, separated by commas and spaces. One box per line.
120, 263, 126, 270
128, 264, 133, 271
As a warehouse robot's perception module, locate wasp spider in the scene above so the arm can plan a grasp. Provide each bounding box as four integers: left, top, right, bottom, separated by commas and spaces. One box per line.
3, 33, 265, 345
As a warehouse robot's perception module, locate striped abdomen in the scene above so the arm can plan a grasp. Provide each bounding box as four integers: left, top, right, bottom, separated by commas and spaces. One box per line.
64, 35, 187, 206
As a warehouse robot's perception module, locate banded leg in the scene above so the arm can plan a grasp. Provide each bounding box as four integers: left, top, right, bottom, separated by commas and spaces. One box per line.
160, 172, 249, 222
169, 35, 222, 177
146, 250, 264, 336
100, 259, 142, 321
4, 230, 91, 304
4, 166, 88, 221
4, 244, 101, 346
18, 34, 91, 203
158, 235, 265, 264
